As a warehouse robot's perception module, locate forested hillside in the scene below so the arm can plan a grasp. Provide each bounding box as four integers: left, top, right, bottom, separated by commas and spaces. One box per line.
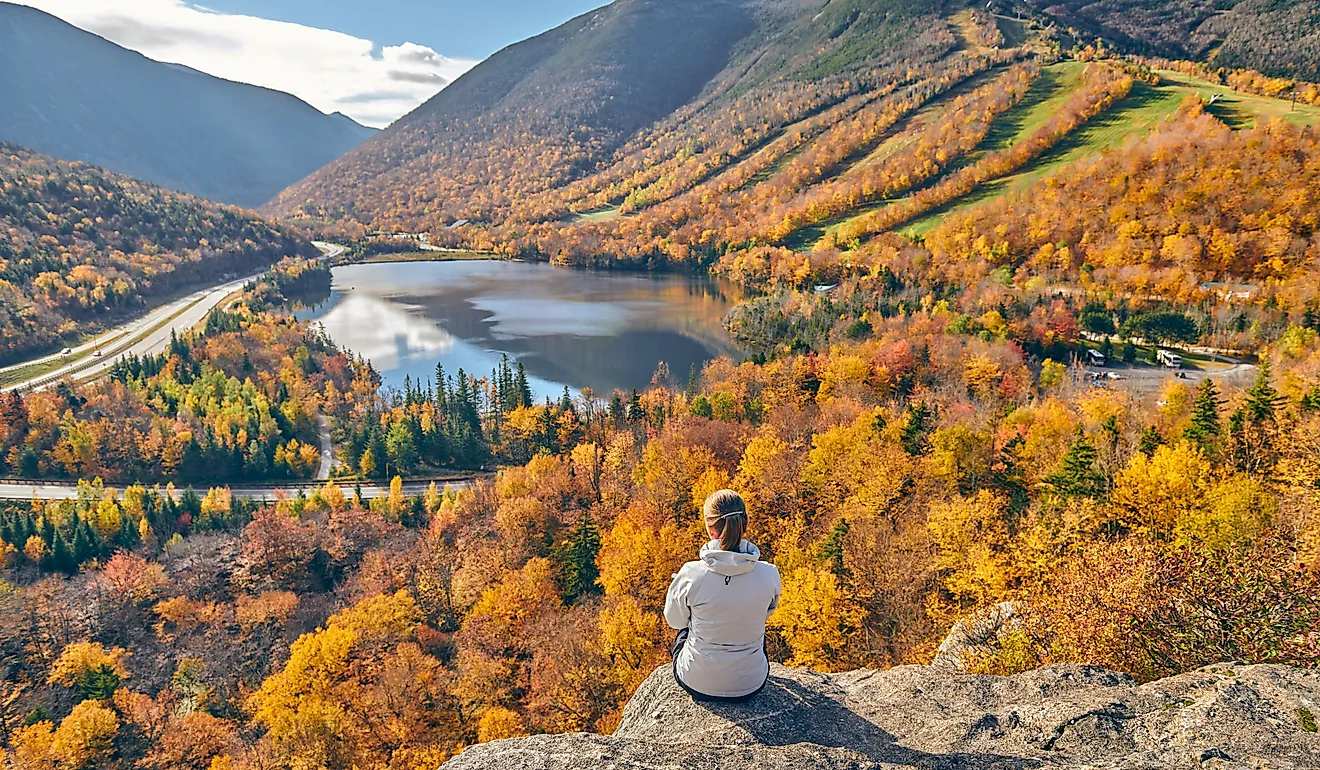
1025, 0, 1320, 79
271, 0, 1320, 253
0, 143, 313, 365
0, 3, 374, 208
2, 1, 1320, 768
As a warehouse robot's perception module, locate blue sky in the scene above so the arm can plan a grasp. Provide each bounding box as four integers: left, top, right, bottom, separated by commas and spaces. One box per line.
194, 1, 607, 61
19, 0, 608, 127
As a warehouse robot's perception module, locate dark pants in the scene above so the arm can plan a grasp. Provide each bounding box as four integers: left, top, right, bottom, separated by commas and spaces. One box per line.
670, 629, 768, 704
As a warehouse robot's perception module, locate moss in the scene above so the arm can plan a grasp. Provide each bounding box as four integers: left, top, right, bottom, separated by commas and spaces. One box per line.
1299, 708, 1318, 733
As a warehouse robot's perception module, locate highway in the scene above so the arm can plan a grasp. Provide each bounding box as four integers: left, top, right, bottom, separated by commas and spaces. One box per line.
2, 242, 346, 394
0, 478, 474, 502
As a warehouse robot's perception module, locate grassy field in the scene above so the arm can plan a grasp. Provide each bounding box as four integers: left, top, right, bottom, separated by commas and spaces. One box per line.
893, 66, 1320, 238
1157, 70, 1320, 128
570, 205, 623, 224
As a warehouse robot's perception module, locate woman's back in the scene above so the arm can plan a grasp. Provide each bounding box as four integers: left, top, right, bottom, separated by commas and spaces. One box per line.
665, 539, 781, 700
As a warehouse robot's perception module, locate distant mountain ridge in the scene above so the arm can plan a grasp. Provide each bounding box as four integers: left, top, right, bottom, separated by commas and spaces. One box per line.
268, 0, 1319, 238
0, 2, 376, 208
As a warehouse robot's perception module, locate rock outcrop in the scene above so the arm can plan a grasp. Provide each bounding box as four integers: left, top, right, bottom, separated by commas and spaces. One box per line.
931, 601, 1021, 672
443, 662, 1320, 769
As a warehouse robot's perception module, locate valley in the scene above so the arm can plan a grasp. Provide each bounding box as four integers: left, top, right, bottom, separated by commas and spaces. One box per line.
0, 2, 1319, 769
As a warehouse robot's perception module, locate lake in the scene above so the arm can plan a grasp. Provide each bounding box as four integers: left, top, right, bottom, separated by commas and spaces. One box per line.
296, 260, 742, 400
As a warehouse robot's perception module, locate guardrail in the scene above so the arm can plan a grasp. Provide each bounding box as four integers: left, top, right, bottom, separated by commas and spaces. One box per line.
0, 475, 482, 487
0, 475, 485, 501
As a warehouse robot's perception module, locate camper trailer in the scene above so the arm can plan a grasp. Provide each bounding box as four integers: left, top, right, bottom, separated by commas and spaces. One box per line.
1157, 350, 1183, 369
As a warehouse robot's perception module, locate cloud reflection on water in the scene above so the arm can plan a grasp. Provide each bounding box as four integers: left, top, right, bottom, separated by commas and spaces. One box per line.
299, 260, 740, 399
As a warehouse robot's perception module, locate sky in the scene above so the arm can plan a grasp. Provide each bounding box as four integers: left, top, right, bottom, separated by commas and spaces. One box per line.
17, 0, 608, 128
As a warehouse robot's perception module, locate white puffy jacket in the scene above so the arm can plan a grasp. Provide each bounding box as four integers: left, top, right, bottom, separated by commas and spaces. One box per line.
664, 540, 782, 698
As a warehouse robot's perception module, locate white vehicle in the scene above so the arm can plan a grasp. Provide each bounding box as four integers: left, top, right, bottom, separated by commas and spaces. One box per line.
1156, 349, 1183, 369
1086, 349, 1107, 366
60, 348, 72, 355
1106, 372, 1123, 381
93, 350, 103, 358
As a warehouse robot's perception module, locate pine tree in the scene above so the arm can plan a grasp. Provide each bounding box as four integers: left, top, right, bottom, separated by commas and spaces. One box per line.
515, 362, 533, 409
1120, 339, 1136, 363
1184, 378, 1223, 452
559, 514, 602, 603
1137, 426, 1164, 457
1242, 360, 1284, 424
1044, 432, 1104, 498
817, 519, 851, 578
48, 533, 75, 575
627, 389, 643, 423
900, 401, 934, 456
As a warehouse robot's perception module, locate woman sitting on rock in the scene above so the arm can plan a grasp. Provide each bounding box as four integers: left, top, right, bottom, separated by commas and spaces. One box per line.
664, 489, 782, 702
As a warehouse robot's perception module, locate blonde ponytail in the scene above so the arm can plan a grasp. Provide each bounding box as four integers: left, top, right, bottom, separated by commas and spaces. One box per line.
703, 489, 748, 553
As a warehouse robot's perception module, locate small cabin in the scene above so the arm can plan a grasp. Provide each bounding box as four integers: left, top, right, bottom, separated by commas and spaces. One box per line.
1086, 349, 1106, 367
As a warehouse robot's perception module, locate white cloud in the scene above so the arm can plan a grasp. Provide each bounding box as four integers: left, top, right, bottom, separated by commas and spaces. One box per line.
17, 0, 479, 127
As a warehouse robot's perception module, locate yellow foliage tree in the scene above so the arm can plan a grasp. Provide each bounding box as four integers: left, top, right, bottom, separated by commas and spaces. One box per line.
48, 643, 128, 691
12, 700, 120, 770
767, 567, 862, 671
926, 490, 1015, 607
1110, 442, 1211, 539
476, 707, 528, 743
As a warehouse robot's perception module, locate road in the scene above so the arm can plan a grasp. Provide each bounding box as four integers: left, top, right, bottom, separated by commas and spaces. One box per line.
315, 415, 336, 481
312, 241, 348, 260
0, 478, 474, 502
2, 242, 347, 394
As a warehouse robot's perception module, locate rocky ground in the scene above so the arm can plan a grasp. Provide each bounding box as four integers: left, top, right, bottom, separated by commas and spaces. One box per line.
442, 661, 1320, 769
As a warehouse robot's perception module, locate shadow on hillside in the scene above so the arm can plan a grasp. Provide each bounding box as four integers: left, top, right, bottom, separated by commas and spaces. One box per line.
699, 676, 1041, 769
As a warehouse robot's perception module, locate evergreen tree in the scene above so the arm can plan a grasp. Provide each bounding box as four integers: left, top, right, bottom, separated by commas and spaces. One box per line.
515, 362, 533, 409
1120, 339, 1136, 363
609, 394, 625, 425
1137, 426, 1164, 457
1242, 360, 1284, 424
990, 435, 1030, 514
559, 514, 602, 603
47, 534, 75, 575
1184, 378, 1223, 452
627, 389, 644, 423
1099, 336, 1113, 362
817, 519, 851, 578
900, 401, 934, 456
78, 665, 122, 702
1228, 361, 1286, 474
1044, 432, 1104, 498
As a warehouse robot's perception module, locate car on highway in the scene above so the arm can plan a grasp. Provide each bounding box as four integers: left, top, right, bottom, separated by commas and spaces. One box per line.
60, 348, 72, 355
93, 350, 103, 357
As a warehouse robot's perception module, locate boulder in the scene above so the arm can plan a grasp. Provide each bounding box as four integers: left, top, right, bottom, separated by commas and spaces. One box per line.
442, 662, 1320, 769
931, 601, 1021, 672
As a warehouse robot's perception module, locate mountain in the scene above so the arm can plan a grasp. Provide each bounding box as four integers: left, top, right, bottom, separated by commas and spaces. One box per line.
443, 662, 1320, 769
267, 0, 957, 229
268, 0, 1320, 243
0, 2, 376, 208
0, 142, 312, 365
1025, 0, 1320, 79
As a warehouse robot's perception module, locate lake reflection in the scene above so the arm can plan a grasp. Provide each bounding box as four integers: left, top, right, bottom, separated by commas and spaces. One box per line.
297, 260, 741, 399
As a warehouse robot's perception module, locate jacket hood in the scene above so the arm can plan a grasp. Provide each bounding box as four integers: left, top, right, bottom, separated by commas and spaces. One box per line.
699, 539, 762, 576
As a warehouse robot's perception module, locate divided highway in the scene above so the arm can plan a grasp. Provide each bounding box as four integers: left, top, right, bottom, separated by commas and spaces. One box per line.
1, 242, 345, 394
0, 242, 373, 501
